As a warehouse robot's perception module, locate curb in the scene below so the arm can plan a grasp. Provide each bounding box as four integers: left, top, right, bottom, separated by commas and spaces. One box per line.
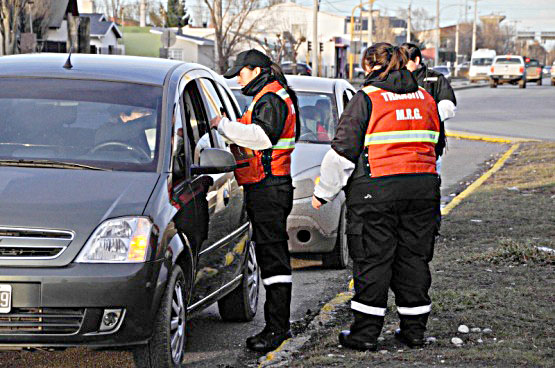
452, 83, 488, 91
441, 143, 520, 216
258, 134, 525, 367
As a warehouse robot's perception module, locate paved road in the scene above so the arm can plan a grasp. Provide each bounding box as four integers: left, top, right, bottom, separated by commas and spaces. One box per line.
446, 77, 555, 141
2, 79, 551, 368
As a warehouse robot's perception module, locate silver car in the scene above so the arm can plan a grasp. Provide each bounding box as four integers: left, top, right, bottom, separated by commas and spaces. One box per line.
227, 76, 356, 269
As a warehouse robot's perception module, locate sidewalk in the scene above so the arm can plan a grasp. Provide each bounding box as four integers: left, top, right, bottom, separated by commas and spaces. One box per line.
259, 142, 554, 367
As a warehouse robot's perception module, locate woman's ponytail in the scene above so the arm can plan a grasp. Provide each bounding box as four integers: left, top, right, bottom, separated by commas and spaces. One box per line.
362, 43, 409, 80
268, 62, 301, 141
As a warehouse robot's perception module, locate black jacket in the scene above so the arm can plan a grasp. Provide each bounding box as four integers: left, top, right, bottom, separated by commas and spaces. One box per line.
241, 72, 289, 145
332, 69, 440, 203
412, 65, 457, 105
240, 71, 294, 188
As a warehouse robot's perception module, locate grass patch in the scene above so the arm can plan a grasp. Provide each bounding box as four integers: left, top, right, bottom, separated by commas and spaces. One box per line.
291, 142, 555, 367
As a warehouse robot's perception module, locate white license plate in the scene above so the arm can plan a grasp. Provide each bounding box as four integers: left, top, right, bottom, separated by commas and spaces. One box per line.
0, 285, 12, 313
503, 75, 511, 79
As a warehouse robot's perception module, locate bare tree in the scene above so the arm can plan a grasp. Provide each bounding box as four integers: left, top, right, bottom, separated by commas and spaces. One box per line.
203, 0, 261, 73
0, 0, 28, 55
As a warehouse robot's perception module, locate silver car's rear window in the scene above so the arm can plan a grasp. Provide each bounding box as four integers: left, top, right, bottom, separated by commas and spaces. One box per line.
0, 78, 163, 172
231, 90, 338, 144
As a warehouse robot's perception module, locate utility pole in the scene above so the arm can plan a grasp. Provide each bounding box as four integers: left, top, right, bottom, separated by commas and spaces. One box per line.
407, 0, 412, 43
435, 0, 440, 66
367, 0, 374, 48
465, 0, 468, 23
312, 0, 319, 77
139, 0, 147, 27
472, 0, 477, 53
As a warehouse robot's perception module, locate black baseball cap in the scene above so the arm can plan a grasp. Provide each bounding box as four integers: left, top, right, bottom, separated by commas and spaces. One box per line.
223, 49, 272, 79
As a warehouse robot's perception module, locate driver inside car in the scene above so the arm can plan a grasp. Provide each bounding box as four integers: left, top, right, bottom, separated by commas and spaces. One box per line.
93, 106, 155, 160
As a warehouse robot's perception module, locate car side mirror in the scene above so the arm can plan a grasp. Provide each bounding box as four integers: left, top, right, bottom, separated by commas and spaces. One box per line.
191, 148, 236, 175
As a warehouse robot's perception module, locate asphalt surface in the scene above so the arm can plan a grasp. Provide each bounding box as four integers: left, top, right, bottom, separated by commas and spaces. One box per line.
446, 77, 555, 141
2, 78, 551, 368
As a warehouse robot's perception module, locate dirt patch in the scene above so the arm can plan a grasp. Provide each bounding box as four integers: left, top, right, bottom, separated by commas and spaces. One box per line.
288, 142, 555, 367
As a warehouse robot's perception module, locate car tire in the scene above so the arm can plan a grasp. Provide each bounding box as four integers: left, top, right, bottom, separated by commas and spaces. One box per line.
133, 265, 187, 368
551, 80, 555, 86
322, 204, 349, 269
218, 240, 259, 321
519, 79, 526, 89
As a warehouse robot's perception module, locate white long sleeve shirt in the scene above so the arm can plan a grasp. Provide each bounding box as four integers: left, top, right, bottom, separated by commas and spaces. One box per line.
217, 117, 272, 150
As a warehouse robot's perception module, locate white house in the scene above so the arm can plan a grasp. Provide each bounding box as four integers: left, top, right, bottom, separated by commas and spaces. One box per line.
150, 28, 215, 69
80, 13, 123, 54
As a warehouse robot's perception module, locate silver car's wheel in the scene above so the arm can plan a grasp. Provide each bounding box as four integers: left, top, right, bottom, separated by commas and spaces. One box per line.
322, 204, 349, 269
246, 241, 259, 311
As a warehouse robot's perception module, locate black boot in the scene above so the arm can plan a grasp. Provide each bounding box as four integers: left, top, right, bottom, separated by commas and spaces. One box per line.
338, 330, 378, 352
338, 312, 383, 351
246, 327, 292, 353
395, 313, 429, 348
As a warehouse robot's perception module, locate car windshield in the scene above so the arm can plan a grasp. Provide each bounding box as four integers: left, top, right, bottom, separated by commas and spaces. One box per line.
471, 58, 493, 66
526, 60, 539, 67
496, 58, 521, 64
0, 78, 162, 172
231, 89, 338, 144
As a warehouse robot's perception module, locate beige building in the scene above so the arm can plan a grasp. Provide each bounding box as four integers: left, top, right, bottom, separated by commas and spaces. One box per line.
240, 2, 347, 77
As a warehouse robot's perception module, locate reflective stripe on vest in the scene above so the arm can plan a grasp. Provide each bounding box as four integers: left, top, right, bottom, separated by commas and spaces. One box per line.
364, 130, 440, 146
233, 81, 296, 185
362, 84, 440, 177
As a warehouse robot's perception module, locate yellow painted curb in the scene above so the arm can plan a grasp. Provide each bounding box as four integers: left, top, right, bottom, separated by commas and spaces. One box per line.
446, 131, 541, 143
441, 143, 520, 216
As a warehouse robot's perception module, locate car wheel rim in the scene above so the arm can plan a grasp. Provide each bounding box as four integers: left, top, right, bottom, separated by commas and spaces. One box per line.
246, 241, 259, 311
170, 281, 186, 365
340, 209, 349, 266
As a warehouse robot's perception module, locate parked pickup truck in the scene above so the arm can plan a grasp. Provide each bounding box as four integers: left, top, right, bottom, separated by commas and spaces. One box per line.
489, 55, 527, 88
524, 57, 543, 86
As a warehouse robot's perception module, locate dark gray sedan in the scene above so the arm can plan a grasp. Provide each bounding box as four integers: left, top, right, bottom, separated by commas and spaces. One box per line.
0, 54, 258, 367
228, 76, 356, 269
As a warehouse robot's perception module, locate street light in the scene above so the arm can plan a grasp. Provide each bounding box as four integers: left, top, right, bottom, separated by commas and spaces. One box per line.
349, 2, 364, 80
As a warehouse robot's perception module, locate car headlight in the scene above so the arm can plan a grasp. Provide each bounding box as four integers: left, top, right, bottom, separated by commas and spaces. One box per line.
76, 217, 153, 263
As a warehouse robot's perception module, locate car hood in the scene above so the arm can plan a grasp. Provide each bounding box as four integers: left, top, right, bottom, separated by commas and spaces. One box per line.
291, 142, 331, 177
0, 167, 160, 267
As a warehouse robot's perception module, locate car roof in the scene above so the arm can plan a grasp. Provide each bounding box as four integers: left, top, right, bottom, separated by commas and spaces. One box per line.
0, 53, 185, 86
226, 75, 353, 93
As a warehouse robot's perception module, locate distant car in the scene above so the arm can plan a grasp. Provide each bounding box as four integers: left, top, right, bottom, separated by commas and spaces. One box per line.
524, 57, 543, 85
227, 76, 357, 269
432, 65, 452, 82
488, 55, 527, 88
455, 61, 470, 78
542, 65, 551, 76
469, 48, 496, 82
281, 62, 312, 76
344, 63, 365, 79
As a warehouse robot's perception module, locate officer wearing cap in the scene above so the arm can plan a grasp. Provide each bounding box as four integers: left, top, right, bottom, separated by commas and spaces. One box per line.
210, 49, 300, 353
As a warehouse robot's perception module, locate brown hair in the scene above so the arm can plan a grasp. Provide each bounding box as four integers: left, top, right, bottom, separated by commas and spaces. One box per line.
362, 42, 409, 80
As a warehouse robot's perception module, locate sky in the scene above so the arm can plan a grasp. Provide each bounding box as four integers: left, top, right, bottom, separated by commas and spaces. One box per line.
296, 0, 555, 32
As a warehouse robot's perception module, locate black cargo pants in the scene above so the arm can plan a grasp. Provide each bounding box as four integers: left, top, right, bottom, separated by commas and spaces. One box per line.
245, 181, 294, 333
346, 197, 440, 342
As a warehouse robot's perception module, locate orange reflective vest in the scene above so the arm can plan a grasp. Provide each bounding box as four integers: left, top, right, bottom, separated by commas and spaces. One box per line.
231, 80, 296, 185
362, 85, 440, 178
